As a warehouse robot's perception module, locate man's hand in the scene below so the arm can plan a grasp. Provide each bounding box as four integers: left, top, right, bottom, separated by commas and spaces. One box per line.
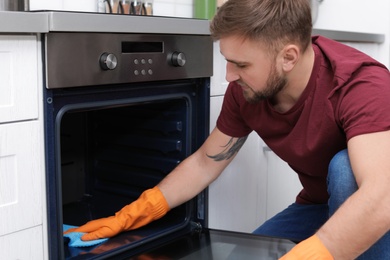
64, 216, 123, 240
279, 235, 334, 260
64, 186, 170, 241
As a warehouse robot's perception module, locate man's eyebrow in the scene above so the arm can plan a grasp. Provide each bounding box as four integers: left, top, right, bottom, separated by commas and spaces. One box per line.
225, 58, 249, 66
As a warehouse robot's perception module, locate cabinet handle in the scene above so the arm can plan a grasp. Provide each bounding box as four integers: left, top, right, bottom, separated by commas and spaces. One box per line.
263, 146, 272, 152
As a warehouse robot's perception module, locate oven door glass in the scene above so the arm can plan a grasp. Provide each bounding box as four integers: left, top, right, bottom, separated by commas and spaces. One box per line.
126, 229, 296, 259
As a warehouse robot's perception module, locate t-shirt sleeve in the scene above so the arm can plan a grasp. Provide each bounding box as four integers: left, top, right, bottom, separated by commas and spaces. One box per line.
335, 65, 390, 140
216, 83, 253, 137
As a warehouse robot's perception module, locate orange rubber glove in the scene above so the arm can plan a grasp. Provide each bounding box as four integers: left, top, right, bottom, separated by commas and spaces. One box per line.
279, 234, 334, 260
64, 186, 170, 241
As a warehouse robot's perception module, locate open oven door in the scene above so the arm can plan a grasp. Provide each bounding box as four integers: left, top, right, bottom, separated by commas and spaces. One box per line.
130, 229, 296, 259
71, 228, 296, 260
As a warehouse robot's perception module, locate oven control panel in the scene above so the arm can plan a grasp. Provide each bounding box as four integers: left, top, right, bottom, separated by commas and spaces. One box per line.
45, 33, 212, 89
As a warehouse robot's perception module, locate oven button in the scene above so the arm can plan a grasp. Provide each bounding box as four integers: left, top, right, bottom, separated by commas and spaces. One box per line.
170, 52, 186, 67
100, 53, 118, 70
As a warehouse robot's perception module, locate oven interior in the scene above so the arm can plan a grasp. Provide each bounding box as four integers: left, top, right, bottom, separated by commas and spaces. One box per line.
52, 86, 208, 259
61, 99, 189, 225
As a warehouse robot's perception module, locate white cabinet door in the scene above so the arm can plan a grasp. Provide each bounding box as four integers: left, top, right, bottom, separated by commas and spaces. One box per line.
207, 96, 268, 233
0, 226, 44, 260
0, 35, 38, 124
264, 149, 303, 220
0, 121, 42, 236
342, 42, 382, 63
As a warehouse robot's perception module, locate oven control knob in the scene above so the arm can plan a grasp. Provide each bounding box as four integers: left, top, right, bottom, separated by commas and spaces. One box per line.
100, 53, 118, 70
170, 52, 186, 67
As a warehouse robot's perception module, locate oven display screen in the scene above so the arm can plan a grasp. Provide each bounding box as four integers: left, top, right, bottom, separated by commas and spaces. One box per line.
122, 41, 163, 53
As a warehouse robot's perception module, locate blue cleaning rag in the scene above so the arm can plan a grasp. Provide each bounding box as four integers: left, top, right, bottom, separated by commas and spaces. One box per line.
63, 224, 109, 247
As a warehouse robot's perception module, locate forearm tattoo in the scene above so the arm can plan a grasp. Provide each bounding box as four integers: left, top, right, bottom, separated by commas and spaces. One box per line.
207, 136, 248, 161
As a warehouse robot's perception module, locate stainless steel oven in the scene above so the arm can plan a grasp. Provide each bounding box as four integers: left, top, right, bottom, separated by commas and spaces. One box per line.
43, 31, 212, 259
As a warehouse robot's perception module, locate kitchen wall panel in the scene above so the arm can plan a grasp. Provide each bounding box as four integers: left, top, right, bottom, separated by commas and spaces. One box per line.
29, 0, 195, 18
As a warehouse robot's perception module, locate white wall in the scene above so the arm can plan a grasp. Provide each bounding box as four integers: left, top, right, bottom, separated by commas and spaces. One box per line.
29, 0, 96, 11
29, 0, 194, 18
314, 0, 390, 67
153, 0, 193, 18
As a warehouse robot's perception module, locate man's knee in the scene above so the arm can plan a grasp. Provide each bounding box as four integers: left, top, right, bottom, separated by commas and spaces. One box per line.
328, 149, 356, 186
327, 149, 358, 214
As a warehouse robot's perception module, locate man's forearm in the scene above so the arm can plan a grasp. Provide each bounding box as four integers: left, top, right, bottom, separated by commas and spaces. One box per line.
157, 151, 221, 209
317, 185, 390, 259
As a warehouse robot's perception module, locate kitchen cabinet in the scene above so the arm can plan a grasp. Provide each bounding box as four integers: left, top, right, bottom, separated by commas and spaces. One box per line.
0, 35, 45, 259
313, 0, 389, 68
0, 225, 43, 259
208, 95, 268, 232
342, 42, 382, 63
0, 35, 39, 123
263, 149, 302, 220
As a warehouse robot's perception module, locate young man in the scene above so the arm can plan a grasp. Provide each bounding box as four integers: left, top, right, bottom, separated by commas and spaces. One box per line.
67, 0, 390, 258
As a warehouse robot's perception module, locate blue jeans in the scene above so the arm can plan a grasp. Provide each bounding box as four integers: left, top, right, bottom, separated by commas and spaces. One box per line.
253, 149, 390, 259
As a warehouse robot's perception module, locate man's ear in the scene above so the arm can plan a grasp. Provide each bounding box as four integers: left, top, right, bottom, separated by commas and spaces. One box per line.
281, 44, 300, 72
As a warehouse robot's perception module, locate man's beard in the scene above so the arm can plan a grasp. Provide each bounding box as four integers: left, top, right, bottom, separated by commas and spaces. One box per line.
241, 65, 287, 104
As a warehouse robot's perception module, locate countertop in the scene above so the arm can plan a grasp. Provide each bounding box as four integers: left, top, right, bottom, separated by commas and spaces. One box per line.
0, 11, 211, 35
0, 11, 385, 43
0, 11, 48, 33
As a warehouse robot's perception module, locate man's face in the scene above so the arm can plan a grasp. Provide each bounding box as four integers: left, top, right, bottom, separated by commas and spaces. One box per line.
220, 35, 287, 104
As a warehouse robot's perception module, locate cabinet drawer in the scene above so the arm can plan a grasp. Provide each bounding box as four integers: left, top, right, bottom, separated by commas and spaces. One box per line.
0, 35, 39, 123
0, 226, 43, 260
0, 121, 42, 236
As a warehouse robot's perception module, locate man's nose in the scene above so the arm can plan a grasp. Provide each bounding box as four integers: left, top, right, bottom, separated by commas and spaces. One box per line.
225, 62, 240, 82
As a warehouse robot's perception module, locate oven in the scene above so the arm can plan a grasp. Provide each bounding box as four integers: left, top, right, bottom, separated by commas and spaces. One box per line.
43, 31, 212, 259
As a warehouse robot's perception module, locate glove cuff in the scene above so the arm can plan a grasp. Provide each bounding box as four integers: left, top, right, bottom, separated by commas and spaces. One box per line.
279, 234, 334, 260
146, 186, 170, 220
116, 186, 170, 231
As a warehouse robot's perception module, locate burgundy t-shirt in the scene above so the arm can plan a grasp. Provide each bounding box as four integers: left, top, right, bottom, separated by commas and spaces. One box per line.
216, 36, 390, 204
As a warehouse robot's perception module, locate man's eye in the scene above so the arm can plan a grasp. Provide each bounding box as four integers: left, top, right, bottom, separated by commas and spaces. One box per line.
236, 63, 246, 68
